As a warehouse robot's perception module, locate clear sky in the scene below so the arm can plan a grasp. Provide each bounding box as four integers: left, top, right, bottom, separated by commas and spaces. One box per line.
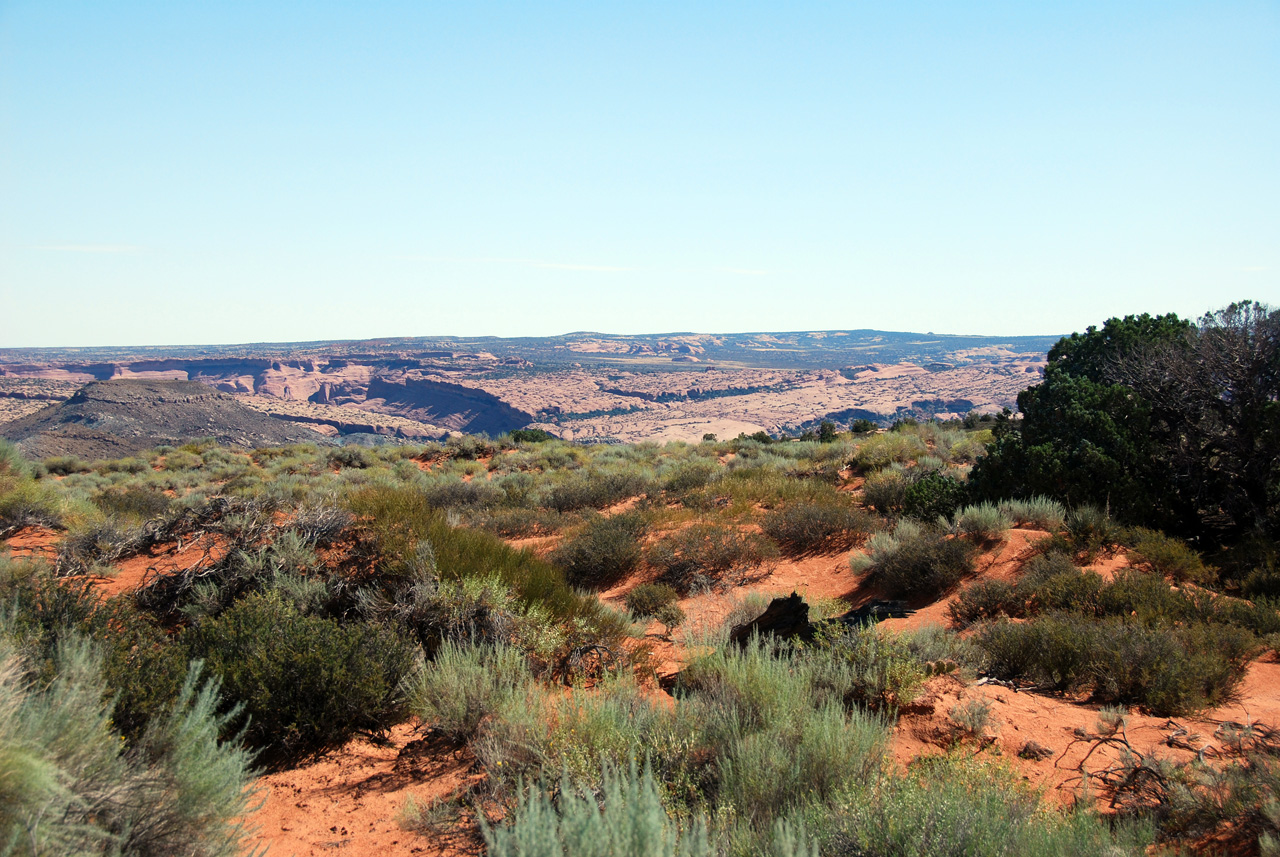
2, 1, 1276, 348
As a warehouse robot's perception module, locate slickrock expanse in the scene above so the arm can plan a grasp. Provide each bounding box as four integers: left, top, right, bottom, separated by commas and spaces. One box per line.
0, 329, 1054, 443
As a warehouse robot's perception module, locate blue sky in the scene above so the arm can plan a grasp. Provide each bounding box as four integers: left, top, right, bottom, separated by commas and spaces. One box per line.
2, 1, 1276, 347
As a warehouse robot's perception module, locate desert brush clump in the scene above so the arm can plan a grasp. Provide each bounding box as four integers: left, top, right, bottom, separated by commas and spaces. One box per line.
945, 503, 1012, 547
861, 466, 911, 516
183, 590, 416, 765
647, 523, 779, 593
550, 512, 648, 589
0, 633, 259, 857
760, 494, 875, 556
826, 754, 1152, 856
404, 641, 536, 744
851, 520, 975, 599
997, 496, 1066, 531
902, 470, 970, 522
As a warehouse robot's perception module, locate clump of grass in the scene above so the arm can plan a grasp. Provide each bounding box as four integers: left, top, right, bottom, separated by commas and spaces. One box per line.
827, 755, 1153, 856
948, 579, 1024, 627
949, 698, 996, 743
947, 503, 1012, 547
1064, 504, 1123, 560
853, 432, 928, 471
1125, 527, 1216, 584
862, 467, 910, 516
997, 496, 1066, 531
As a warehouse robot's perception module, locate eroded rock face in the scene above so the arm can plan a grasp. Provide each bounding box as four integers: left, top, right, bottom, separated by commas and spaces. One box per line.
1, 379, 329, 459
0, 329, 1055, 443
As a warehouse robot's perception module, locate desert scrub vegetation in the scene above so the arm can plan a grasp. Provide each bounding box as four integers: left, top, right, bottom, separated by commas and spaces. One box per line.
851, 520, 975, 599
962, 565, 1277, 714
646, 523, 779, 593
902, 469, 970, 521
549, 511, 648, 589
0, 563, 258, 856
184, 590, 416, 765
945, 502, 1012, 547
760, 493, 875, 556
825, 754, 1152, 856
1, 407, 1275, 855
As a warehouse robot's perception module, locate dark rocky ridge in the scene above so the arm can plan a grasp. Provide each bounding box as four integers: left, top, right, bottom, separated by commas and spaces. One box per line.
1, 379, 328, 459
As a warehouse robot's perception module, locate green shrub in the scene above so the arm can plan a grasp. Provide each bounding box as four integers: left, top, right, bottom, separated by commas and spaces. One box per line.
1025, 563, 1105, 616
660, 460, 718, 495
405, 641, 535, 743
327, 445, 374, 469
647, 524, 779, 593
761, 498, 874, 556
862, 467, 910, 515
445, 434, 497, 460
655, 602, 686, 636
1125, 527, 1215, 584
625, 582, 680, 619
1065, 505, 1122, 559
43, 455, 92, 475
1090, 620, 1258, 715
850, 419, 878, 434
676, 638, 889, 828
92, 484, 174, 520
853, 433, 927, 471
810, 623, 928, 712
184, 591, 416, 765
949, 579, 1023, 627
0, 476, 65, 536
852, 521, 975, 600
93, 599, 189, 743
510, 428, 555, 443
903, 471, 969, 521
973, 613, 1259, 714
423, 476, 504, 509
828, 755, 1152, 857
550, 513, 647, 590
97, 456, 151, 474
949, 698, 995, 742
0, 637, 259, 857
346, 485, 621, 637
483, 762, 791, 857
545, 469, 649, 513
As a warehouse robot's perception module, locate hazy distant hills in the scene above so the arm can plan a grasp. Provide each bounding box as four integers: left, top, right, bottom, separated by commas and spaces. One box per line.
0, 329, 1059, 445
0, 328, 1060, 370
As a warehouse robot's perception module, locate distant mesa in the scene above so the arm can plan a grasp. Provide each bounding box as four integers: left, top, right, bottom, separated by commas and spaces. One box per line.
1, 379, 328, 459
